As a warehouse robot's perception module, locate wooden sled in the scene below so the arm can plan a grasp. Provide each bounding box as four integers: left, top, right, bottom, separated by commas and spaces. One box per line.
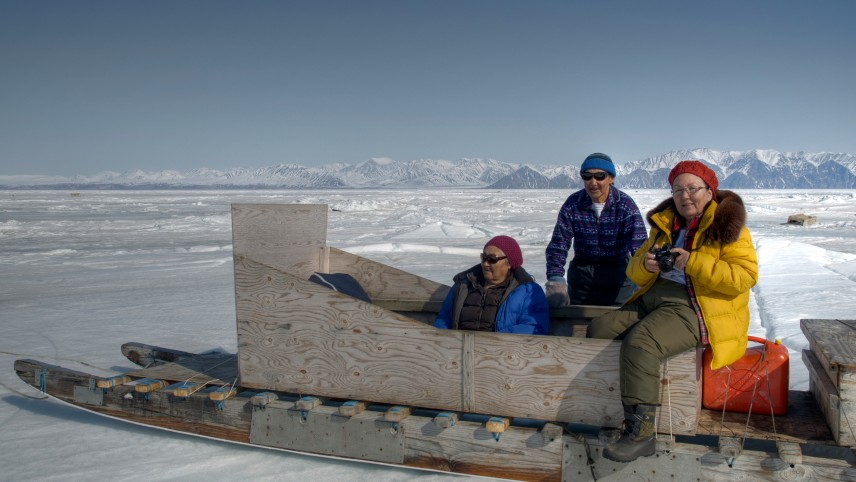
13, 204, 856, 481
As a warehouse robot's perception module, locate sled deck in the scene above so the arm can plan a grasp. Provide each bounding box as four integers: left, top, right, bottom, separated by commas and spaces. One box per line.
14, 341, 856, 482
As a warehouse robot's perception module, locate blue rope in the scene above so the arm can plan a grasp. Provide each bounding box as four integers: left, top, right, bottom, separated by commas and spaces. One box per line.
37, 369, 47, 393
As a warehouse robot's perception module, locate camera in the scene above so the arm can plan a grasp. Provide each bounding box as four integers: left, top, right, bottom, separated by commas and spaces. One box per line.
650, 243, 677, 272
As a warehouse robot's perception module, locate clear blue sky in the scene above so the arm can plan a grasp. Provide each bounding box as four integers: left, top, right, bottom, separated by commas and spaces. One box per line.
2, 1, 855, 176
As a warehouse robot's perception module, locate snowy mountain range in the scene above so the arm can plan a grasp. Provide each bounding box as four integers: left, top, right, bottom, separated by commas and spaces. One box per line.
3, 149, 856, 189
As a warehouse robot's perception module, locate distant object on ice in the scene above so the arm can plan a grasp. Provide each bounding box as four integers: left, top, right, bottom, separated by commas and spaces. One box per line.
786, 213, 817, 226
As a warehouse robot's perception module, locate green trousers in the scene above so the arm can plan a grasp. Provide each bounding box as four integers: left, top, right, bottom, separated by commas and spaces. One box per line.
588, 278, 700, 405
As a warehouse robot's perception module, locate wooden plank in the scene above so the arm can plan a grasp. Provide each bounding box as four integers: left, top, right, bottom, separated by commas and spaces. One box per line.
338, 400, 366, 417
372, 300, 614, 322
134, 378, 168, 393
461, 332, 475, 412
696, 390, 836, 444
96, 375, 132, 388
657, 440, 856, 482
328, 247, 449, 304
373, 299, 444, 314
801, 319, 856, 448
231, 204, 327, 280
804, 349, 841, 441
235, 256, 465, 409
233, 257, 699, 434
551, 305, 617, 320
14, 359, 92, 399
121, 342, 196, 367
804, 350, 856, 447
126, 353, 239, 386
208, 386, 238, 402
249, 400, 563, 481
14, 359, 253, 442
375, 301, 609, 337
549, 306, 616, 337
801, 319, 856, 388
470, 334, 698, 434
802, 319, 840, 389
405, 417, 563, 481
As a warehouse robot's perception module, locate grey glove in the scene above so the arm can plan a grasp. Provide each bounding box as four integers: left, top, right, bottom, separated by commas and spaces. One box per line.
545, 277, 570, 308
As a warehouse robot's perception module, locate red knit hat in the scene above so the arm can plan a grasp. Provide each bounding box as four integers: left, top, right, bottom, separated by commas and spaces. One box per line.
484, 235, 523, 270
668, 160, 719, 192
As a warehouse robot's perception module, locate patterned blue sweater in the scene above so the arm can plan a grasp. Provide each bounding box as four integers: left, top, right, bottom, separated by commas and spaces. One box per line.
546, 186, 647, 278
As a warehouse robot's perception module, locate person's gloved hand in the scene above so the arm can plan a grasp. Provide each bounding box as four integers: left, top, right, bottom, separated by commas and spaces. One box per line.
545, 276, 570, 308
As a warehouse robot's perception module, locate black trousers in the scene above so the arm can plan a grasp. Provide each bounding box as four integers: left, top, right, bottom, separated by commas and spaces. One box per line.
567, 258, 635, 306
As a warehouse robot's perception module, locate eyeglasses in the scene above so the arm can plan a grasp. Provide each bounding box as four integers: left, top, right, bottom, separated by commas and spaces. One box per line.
581, 172, 609, 181
671, 186, 707, 197
480, 253, 508, 264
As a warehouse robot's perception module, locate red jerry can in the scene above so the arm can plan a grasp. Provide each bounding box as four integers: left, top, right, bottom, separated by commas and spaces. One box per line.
702, 336, 789, 416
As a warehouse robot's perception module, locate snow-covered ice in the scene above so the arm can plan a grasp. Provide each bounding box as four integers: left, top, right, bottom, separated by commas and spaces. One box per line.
2, 188, 856, 480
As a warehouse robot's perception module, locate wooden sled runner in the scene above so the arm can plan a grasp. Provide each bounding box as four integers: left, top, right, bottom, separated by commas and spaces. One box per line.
14, 204, 856, 481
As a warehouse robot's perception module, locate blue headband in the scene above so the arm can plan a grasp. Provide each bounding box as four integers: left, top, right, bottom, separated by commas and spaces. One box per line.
580, 157, 616, 177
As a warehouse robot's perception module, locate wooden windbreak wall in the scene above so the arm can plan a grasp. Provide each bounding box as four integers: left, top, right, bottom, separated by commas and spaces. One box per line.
232, 204, 701, 434
231, 203, 450, 307
231, 203, 328, 279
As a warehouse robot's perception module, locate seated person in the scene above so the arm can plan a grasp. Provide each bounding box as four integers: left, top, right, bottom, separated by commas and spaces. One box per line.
588, 160, 758, 463
434, 235, 549, 334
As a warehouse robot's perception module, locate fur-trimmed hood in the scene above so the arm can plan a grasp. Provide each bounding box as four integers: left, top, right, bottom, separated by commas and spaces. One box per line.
647, 190, 747, 244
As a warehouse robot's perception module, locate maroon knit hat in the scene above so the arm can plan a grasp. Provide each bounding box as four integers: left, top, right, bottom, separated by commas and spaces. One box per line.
668, 160, 719, 192
484, 235, 523, 270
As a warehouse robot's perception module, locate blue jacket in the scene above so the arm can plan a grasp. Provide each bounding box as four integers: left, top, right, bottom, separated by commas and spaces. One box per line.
434, 265, 550, 335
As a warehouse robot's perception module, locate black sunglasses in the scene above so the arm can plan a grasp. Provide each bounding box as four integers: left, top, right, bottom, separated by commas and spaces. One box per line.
480, 253, 508, 264
581, 172, 609, 181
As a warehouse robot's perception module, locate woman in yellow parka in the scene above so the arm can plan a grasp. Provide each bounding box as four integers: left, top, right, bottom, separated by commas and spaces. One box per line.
589, 160, 758, 463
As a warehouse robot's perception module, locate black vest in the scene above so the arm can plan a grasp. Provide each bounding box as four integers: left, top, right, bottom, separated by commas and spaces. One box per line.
457, 275, 511, 332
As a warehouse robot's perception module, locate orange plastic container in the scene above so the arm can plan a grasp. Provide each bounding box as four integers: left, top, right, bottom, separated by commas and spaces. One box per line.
702, 336, 789, 416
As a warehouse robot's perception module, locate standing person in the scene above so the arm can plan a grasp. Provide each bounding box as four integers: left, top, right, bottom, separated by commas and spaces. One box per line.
434, 235, 549, 335
589, 160, 759, 462
545, 153, 647, 307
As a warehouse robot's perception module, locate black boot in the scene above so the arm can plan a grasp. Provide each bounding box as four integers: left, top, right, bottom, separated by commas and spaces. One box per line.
603, 403, 657, 462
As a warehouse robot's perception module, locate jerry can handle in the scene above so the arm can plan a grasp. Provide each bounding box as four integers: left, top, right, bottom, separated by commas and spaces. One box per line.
747, 336, 783, 347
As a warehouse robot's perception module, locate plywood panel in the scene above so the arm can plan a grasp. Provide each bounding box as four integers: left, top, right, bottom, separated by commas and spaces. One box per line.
804, 350, 856, 447
328, 247, 449, 304
234, 256, 699, 434
235, 256, 464, 409
470, 335, 698, 433
801, 319, 856, 387
231, 204, 327, 279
